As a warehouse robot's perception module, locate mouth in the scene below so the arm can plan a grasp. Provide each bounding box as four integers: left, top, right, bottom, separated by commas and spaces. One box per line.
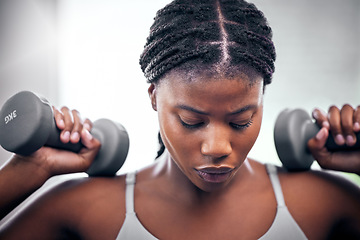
195, 167, 234, 183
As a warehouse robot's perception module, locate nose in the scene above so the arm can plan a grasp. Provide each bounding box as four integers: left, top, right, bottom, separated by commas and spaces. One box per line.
201, 125, 232, 159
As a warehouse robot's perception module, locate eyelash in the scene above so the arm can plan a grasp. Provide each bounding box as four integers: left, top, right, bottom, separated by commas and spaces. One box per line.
180, 120, 204, 129
180, 119, 253, 130
230, 120, 253, 130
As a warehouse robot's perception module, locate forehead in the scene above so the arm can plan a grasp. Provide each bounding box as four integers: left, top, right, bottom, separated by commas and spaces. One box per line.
156, 72, 264, 111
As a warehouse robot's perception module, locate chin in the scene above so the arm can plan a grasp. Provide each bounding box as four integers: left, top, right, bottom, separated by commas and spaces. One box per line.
193, 179, 232, 193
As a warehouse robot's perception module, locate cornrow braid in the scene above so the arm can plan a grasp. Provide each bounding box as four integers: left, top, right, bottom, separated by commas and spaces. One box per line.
140, 0, 276, 85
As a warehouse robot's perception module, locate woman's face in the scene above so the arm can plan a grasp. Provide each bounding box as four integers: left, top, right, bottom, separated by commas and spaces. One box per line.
149, 72, 264, 192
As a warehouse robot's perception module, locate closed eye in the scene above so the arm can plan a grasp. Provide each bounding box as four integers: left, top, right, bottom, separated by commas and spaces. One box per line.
230, 120, 253, 130
179, 119, 204, 129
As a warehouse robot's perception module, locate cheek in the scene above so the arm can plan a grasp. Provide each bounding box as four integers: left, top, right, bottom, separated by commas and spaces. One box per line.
234, 113, 262, 158
158, 110, 198, 161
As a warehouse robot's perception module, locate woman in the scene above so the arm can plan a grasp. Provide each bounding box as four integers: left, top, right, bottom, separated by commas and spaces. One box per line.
0, 0, 359, 239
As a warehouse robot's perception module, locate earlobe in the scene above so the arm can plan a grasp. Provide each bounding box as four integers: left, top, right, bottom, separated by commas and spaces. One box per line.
148, 84, 157, 111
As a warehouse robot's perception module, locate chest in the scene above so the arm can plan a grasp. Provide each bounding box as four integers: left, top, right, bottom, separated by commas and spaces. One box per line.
134, 186, 278, 239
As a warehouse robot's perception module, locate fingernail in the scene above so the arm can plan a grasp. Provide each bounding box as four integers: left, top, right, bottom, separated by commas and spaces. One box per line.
82, 129, 93, 141
71, 132, 80, 142
346, 135, 355, 146
354, 122, 360, 132
58, 119, 65, 128
83, 123, 91, 131
335, 134, 345, 145
316, 128, 326, 140
322, 121, 330, 129
62, 131, 70, 141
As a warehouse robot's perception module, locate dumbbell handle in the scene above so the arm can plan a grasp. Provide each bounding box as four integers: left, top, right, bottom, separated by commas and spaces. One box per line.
46, 118, 83, 153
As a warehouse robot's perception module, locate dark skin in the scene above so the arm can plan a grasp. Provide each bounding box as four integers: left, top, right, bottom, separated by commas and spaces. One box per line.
0, 72, 359, 239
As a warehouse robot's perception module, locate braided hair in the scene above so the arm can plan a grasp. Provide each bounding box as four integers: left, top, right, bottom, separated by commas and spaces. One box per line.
139, 0, 276, 158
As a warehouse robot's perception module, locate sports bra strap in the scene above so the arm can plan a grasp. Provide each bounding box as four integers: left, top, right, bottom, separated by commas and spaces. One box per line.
125, 171, 137, 213
265, 164, 285, 207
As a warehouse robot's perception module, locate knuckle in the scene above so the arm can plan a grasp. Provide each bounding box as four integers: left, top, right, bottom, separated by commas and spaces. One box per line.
84, 118, 93, 125
355, 106, 360, 117
72, 110, 82, 123
341, 103, 353, 110
330, 124, 342, 134
60, 106, 70, 113
83, 119, 93, 130
71, 109, 80, 115
328, 105, 339, 112
313, 108, 326, 120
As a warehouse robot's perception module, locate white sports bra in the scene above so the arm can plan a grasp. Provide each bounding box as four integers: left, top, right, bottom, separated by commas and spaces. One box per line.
116, 164, 307, 239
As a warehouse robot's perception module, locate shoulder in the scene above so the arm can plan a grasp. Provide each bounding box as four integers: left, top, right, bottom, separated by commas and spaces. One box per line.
276, 166, 360, 238
2, 174, 128, 239
277, 167, 360, 206
49, 174, 128, 238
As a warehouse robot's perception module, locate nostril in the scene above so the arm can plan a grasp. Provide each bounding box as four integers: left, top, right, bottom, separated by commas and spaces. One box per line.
216, 155, 230, 162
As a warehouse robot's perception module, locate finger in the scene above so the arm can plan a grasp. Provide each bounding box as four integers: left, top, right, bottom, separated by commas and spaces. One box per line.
60, 106, 73, 143
83, 118, 93, 132
354, 105, 360, 132
312, 108, 330, 129
69, 109, 83, 144
53, 106, 65, 130
80, 128, 101, 164
307, 127, 332, 167
328, 105, 345, 146
340, 104, 356, 146
318, 151, 360, 174
81, 128, 95, 149
308, 127, 329, 152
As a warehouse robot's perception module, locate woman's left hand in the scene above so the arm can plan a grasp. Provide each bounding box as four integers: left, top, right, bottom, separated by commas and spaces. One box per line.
307, 104, 360, 175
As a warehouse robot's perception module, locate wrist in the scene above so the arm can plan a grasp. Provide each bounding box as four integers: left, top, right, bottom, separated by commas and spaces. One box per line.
9, 154, 52, 184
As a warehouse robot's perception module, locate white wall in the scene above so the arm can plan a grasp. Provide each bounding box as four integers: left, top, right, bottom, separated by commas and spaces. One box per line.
0, 0, 58, 165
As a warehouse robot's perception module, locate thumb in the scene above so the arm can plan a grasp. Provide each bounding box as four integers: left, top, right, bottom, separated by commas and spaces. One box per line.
308, 127, 329, 151
79, 128, 101, 167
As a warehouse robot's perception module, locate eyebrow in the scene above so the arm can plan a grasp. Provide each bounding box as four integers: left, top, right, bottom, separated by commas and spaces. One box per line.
175, 104, 258, 116
229, 104, 258, 115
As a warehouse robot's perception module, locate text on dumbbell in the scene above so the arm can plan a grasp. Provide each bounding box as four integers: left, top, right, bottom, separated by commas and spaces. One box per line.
4, 110, 17, 124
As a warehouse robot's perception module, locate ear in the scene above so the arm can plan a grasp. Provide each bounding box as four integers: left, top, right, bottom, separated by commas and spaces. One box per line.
148, 83, 157, 111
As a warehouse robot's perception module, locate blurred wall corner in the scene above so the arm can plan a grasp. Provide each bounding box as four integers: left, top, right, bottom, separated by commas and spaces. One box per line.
0, 0, 59, 165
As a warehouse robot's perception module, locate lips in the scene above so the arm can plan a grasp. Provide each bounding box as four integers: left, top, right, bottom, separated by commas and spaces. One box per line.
195, 167, 234, 183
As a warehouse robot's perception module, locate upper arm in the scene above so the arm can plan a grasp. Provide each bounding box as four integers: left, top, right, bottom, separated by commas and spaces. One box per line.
0, 177, 82, 239
315, 172, 360, 238
280, 169, 360, 239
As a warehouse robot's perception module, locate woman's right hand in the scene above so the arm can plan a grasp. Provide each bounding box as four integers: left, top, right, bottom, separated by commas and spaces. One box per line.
0, 106, 101, 219
13, 106, 101, 178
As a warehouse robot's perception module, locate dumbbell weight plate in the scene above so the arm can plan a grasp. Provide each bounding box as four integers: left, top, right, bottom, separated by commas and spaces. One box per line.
86, 119, 129, 176
274, 109, 318, 171
0, 91, 53, 155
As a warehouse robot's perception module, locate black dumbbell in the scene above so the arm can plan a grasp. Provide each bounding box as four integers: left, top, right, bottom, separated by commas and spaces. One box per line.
0, 91, 129, 176
274, 108, 360, 171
